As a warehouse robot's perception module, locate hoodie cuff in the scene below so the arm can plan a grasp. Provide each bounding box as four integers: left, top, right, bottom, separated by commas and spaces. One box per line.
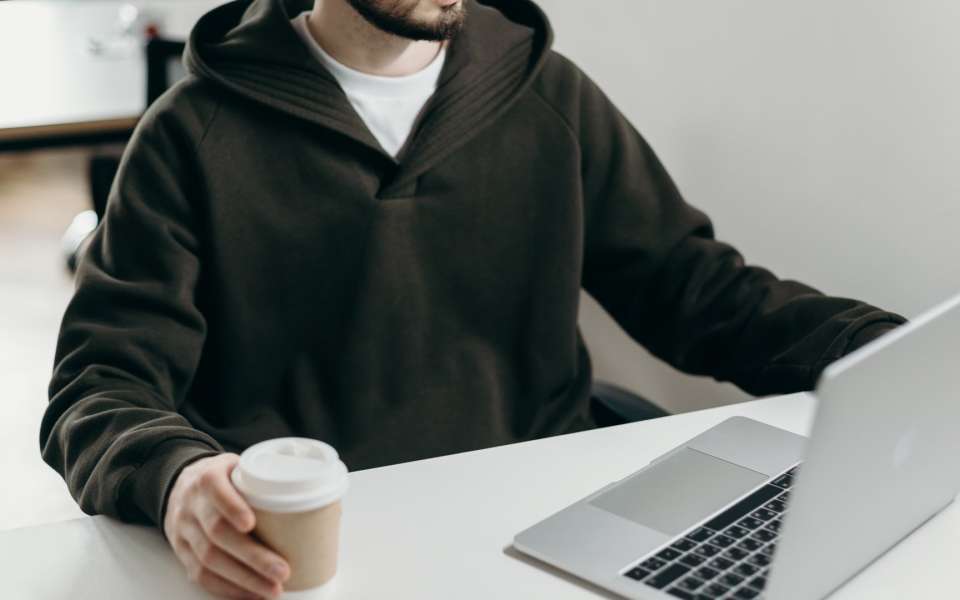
806, 317, 906, 390
126, 438, 222, 533
844, 320, 904, 355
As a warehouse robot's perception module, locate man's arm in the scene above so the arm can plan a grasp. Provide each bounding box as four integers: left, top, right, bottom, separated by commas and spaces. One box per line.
562, 60, 906, 395
39, 88, 224, 528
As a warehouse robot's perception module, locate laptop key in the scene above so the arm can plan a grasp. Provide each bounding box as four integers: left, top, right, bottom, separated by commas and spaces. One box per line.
739, 517, 763, 530
679, 554, 706, 568
640, 556, 667, 571
646, 563, 691, 589
733, 586, 760, 598
693, 544, 722, 558
748, 575, 768, 590
751, 508, 777, 521
666, 588, 696, 599
672, 538, 697, 552
766, 518, 782, 533
687, 527, 714, 542
752, 528, 777, 543
699, 583, 730, 598
771, 473, 793, 489
717, 573, 744, 588
748, 553, 771, 568
677, 576, 705, 591
725, 525, 750, 539
708, 556, 735, 570
694, 566, 719, 581
709, 534, 736, 548
624, 566, 651, 581
658, 547, 683, 561
723, 547, 750, 561
733, 562, 759, 577
760, 544, 776, 557
737, 538, 763, 552
765, 499, 786, 513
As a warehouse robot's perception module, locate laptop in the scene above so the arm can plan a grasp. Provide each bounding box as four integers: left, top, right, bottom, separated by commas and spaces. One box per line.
514, 291, 960, 599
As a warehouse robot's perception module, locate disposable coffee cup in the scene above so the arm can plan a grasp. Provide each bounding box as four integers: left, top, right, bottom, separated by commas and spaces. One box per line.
231, 438, 348, 597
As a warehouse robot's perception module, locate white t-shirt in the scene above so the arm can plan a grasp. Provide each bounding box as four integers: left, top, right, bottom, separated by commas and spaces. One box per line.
291, 12, 446, 158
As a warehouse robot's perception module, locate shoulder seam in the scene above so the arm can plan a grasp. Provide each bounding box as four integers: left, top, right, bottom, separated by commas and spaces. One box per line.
531, 86, 578, 144
196, 93, 222, 150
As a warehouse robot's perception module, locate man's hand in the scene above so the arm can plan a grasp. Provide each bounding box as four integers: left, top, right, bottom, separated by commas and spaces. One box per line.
164, 453, 290, 599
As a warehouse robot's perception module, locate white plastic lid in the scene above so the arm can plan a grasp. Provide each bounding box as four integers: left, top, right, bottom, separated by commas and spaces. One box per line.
231, 438, 348, 513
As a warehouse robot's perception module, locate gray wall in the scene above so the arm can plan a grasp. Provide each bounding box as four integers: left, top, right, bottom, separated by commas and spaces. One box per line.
534, 0, 960, 413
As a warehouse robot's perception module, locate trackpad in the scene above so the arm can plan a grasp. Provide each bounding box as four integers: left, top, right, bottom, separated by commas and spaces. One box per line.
589, 448, 766, 536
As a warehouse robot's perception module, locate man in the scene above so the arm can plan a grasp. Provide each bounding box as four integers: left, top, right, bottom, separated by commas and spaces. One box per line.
40, 0, 905, 597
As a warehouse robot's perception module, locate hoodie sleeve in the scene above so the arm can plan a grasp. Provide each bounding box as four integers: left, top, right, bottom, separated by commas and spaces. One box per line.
562, 64, 906, 395
40, 86, 224, 529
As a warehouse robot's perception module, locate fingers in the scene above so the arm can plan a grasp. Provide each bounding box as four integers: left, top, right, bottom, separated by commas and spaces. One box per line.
198, 501, 291, 583
202, 460, 256, 533
173, 535, 257, 599
181, 517, 283, 599
166, 453, 289, 599
197, 569, 261, 600
177, 546, 261, 599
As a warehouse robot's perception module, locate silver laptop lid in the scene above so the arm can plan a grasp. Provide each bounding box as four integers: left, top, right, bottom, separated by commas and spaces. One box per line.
766, 291, 960, 600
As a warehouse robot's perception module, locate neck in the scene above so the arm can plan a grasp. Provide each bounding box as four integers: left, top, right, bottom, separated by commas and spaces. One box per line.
307, 0, 442, 77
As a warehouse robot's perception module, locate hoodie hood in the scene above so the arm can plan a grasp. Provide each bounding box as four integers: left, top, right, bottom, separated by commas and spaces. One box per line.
185, 0, 552, 196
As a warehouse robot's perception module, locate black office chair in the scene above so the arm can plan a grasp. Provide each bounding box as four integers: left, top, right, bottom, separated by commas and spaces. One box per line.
591, 381, 669, 426
64, 36, 187, 271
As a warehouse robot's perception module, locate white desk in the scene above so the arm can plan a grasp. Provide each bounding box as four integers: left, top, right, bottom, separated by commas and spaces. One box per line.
0, 0, 223, 146
2, 393, 957, 599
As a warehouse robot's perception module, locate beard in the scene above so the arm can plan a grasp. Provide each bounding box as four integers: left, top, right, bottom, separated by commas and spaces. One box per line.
346, 0, 466, 41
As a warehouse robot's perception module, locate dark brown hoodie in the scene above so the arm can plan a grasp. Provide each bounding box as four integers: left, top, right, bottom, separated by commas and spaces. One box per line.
40, 0, 905, 529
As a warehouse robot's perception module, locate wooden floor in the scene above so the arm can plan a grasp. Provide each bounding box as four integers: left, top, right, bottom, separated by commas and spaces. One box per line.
0, 149, 89, 530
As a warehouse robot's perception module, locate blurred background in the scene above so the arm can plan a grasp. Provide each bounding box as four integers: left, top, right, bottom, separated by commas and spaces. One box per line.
2, 0, 958, 532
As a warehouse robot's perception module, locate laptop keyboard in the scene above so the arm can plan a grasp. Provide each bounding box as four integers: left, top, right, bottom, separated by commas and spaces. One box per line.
621, 464, 799, 599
